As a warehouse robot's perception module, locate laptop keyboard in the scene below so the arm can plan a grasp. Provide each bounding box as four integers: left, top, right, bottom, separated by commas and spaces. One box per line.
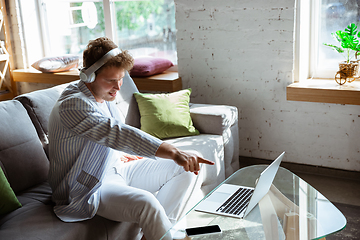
216, 187, 254, 216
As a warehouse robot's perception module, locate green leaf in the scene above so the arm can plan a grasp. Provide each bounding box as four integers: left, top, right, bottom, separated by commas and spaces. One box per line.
323, 43, 344, 53
324, 23, 360, 62
345, 23, 358, 36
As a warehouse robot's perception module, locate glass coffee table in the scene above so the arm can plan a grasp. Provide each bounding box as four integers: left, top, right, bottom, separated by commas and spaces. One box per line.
161, 165, 346, 240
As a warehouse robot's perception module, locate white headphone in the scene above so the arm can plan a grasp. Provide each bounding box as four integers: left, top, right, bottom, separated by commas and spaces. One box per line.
79, 48, 122, 83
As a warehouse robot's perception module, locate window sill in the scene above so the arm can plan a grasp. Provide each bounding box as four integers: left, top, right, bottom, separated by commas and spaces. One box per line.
286, 79, 360, 105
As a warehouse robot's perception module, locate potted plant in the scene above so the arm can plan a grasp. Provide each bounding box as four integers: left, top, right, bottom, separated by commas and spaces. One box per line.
323, 23, 360, 84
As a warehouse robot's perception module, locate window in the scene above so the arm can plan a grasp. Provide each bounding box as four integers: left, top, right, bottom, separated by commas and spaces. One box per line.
19, 0, 177, 68
295, 0, 360, 81
289, 0, 360, 106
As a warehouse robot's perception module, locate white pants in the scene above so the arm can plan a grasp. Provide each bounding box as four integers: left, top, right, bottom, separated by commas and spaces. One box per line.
96, 158, 194, 240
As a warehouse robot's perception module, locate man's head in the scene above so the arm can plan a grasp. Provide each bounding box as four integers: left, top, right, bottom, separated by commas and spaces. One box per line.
82, 37, 134, 103
82, 37, 134, 75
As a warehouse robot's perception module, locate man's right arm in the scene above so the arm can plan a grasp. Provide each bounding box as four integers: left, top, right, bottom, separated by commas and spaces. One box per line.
58, 97, 162, 158
155, 142, 214, 175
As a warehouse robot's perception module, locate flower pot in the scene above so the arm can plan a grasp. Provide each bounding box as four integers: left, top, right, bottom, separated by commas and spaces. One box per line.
339, 61, 358, 76
335, 61, 359, 85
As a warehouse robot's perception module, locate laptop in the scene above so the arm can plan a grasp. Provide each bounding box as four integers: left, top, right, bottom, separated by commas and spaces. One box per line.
195, 152, 285, 218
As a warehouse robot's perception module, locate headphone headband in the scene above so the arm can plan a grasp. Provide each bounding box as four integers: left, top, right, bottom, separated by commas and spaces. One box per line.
80, 48, 122, 83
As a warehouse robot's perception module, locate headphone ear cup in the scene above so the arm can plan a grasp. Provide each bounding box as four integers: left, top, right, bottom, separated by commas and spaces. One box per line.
79, 69, 89, 82
88, 72, 96, 83
79, 69, 96, 83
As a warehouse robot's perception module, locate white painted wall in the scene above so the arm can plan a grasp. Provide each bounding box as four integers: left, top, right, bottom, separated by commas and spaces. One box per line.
175, 0, 360, 171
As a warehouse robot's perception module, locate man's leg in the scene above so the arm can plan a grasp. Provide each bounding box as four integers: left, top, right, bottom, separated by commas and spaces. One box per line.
97, 169, 173, 240
118, 158, 195, 223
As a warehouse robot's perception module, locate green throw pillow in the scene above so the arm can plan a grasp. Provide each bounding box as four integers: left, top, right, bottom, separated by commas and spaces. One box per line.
0, 167, 21, 215
134, 89, 200, 139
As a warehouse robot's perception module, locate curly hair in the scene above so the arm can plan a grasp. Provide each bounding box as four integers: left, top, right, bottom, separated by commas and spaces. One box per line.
83, 37, 134, 74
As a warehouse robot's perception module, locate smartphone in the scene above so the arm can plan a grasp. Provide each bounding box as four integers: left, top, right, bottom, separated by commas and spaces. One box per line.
185, 225, 222, 236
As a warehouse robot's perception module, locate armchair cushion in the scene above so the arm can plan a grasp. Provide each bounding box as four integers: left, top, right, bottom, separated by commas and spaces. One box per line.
189, 103, 238, 135
189, 103, 239, 178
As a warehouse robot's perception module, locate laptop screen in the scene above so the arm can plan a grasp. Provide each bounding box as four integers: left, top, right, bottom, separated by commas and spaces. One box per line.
243, 152, 284, 217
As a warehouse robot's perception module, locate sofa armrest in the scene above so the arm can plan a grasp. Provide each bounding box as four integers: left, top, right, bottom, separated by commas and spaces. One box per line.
190, 103, 238, 135
190, 103, 240, 178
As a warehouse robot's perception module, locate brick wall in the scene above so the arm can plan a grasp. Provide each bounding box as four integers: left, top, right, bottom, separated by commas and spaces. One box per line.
175, 0, 360, 171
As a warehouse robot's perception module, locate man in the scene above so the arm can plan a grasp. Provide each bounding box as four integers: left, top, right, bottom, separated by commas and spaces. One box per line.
47, 37, 214, 240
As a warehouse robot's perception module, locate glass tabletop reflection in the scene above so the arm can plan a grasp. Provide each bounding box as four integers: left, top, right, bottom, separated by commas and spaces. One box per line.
160, 165, 346, 240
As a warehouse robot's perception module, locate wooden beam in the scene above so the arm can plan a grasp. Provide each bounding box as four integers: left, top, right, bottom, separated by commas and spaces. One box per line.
12, 68, 182, 93
131, 71, 182, 92
13, 68, 80, 85
1, 0, 16, 96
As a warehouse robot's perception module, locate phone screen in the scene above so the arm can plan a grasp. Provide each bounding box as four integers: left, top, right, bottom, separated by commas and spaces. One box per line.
185, 225, 222, 236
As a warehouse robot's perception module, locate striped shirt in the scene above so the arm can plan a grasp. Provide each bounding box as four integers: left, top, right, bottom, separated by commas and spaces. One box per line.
48, 81, 162, 222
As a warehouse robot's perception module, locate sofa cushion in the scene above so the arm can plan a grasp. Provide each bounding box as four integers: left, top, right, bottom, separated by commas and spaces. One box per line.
0, 182, 141, 240
134, 89, 199, 139
0, 100, 49, 194
31, 55, 79, 73
130, 57, 174, 77
0, 166, 21, 215
15, 82, 74, 149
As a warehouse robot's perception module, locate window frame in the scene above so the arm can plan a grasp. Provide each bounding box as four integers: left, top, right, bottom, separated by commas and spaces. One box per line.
294, 0, 325, 82
293, 0, 311, 83
295, 0, 360, 81
19, 0, 177, 68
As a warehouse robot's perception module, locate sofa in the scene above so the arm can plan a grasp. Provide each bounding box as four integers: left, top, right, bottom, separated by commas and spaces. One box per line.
0, 72, 239, 240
